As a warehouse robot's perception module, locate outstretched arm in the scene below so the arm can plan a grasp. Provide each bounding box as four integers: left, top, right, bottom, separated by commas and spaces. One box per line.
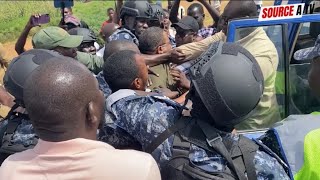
113, 0, 123, 24
197, 0, 220, 24
15, 15, 38, 55
169, 0, 181, 24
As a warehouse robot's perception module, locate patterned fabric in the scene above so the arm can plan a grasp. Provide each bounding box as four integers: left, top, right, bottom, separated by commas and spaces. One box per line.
108, 28, 139, 46
169, 34, 176, 48
197, 27, 217, 39
294, 34, 320, 60
102, 90, 289, 179
0, 116, 36, 147
95, 71, 112, 99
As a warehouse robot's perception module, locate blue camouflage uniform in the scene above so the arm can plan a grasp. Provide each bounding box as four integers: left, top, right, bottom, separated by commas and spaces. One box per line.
108, 27, 139, 46
0, 116, 36, 148
101, 89, 290, 179
168, 34, 176, 48
95, 71, 112, 99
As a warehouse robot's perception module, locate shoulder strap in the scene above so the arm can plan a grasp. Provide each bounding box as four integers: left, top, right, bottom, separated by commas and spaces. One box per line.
197, 120, 247, 180
145, 116, 190, 154
238, 136, 259, 180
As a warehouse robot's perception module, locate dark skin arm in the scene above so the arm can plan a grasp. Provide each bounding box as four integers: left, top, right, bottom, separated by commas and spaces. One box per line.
113, 0, 123, 24
197, 0, 220, 25
0, 86, 14, 108
143, 53, 169, 67
15, 15, 38, 55
169, 0, 180, 24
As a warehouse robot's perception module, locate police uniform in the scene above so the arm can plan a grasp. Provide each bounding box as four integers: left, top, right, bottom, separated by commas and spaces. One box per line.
108, 28, 139, 46
95, 71, 112, 99
100, 89, 289, 179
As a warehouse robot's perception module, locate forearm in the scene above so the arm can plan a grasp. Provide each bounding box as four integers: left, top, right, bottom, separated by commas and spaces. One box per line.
143, 53, 169, 67
15, 25, 32, 55
76, 51, 104, 74
169, 0, 180, 24
200, 0, 220, 23
177, 31, 225, 61
113, 0, 123, 24
173, 91, 188, 104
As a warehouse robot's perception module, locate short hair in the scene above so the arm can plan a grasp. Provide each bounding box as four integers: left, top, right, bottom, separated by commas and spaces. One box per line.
103, 40, 139, 61
138, 27, 164, 54
187, 3, 204, 14
23, 58, 97, 140
103, 50, 140, 92
107, 8, 114, 12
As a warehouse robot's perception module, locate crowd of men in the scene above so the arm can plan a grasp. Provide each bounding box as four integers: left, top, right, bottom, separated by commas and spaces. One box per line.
0, 0, 319, 179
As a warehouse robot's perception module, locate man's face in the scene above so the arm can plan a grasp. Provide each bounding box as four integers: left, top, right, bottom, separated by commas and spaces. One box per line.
63, 8, 72, 16
135, 18, 149, 37
135, 54, 148, 91
162, 12, 170, 30
187, 9, 204, 28
175, 27, 195, 47
158, 31, 172, 54
308, 56, 320, 97
79, 42, 96, 55
108, 10, 114, 20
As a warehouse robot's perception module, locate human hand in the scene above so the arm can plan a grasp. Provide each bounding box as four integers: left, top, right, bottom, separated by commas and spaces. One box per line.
170, 48, 186, 64
26, 14, 41, 29
154, 86, 179, 99
170, 68, 190, 90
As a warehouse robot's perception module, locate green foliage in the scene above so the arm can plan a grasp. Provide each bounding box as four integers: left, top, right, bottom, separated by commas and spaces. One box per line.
0, 1, 115, 43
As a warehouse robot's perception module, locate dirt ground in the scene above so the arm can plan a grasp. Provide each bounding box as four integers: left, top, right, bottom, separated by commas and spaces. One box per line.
2, 1, 275, 61
3, 37, 33, 61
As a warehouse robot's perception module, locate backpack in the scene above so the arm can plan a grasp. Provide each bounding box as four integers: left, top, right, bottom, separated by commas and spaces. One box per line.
146, 117, 289, 180
0, 110, 38, 165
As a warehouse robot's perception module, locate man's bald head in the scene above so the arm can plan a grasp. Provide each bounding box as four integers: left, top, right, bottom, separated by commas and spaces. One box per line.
103, 40, 140, 61
187, 3, 205, 28
224, 0, 257, 18
101, 23, 119, 42
24, 58, 105, 142
218, 0, 257, 34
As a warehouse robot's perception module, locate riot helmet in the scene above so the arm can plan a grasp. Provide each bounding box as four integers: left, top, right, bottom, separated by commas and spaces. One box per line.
120, 0, 153, 20
188, 41, 264, 128
149, 4, 164, 27
68, 28, 97, 43
3, 49, 66, 106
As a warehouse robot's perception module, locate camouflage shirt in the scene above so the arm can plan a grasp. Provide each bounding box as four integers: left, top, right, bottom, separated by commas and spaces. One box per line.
102, 89, 290, 179
95, 71, 112, 99
108, 28, 139, 46
0, 115, 36, 148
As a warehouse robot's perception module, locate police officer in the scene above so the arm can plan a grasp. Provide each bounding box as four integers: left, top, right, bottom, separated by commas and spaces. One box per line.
68, 27, 98, 55
109, 0, 153, 46
0, 49, 70, 165
100, 42, 290, 179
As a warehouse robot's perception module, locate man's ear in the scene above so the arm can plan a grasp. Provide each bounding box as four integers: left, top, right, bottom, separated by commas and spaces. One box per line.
203, 14, 205, 18
131, 78, 142, 90
86, 101, 100, 128
157, 45, 164, 54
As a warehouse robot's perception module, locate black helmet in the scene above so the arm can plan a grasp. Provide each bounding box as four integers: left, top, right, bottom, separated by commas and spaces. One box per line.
68, 28, 97, 43
150, 4, 164, 20
3, 49, 66, 106
148, 4, 164, 27
189, 41, 264, 128
120, 0, 153, 20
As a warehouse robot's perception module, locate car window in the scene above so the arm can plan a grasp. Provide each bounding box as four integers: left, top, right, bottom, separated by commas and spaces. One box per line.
233, 25, 285, 130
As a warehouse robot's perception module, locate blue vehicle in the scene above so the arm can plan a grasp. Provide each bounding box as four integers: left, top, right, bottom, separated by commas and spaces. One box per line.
226, 0, 320, 136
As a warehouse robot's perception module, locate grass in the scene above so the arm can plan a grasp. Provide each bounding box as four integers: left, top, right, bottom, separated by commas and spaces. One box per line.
0, 1, 115, 43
